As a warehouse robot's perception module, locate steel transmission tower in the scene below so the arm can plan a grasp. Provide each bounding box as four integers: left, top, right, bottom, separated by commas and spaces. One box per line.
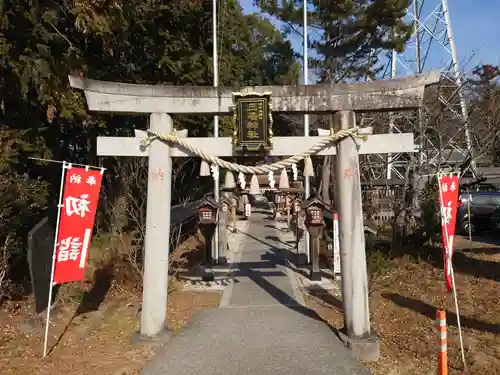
361, 0, 475, 181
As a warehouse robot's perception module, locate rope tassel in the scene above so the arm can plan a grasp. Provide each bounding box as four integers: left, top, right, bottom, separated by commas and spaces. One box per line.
303, 156, 314, 177
279, 168, 289, 189
199, 160, 210, 176
224, 171, 236, 190
249, 174, 260, 195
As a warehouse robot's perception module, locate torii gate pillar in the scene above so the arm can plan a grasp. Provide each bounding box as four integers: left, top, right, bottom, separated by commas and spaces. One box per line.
138, 113, 173, 340
334, 110, 378, 360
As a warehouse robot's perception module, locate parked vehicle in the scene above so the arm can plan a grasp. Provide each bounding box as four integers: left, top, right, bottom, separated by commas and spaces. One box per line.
491, 206, 500, 231
456, 191, 500, 234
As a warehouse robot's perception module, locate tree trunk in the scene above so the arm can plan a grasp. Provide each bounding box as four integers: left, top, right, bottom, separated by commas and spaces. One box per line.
331, 155, 337, 209
88, 121, 98, 166
319, 114, 338, 206
320, 156, 331, 204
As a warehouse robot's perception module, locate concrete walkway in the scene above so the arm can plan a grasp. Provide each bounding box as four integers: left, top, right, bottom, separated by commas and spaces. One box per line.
142, 213, 370, 375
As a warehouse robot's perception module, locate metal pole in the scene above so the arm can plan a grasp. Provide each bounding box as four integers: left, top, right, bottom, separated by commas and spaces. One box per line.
414, 0, 422, 74
43, 161, 67, 357
414, 0, 425, 168
441, 0, 476, 175
387, 51, 397, 180
213, 0, 220, 263
303, 0, 311, 263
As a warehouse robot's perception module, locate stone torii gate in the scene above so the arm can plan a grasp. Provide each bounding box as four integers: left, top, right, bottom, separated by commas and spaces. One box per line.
69, 72, 439, 356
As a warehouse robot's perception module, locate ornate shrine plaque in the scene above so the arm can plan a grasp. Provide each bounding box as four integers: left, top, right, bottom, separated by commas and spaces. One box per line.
232, 92, 273, 152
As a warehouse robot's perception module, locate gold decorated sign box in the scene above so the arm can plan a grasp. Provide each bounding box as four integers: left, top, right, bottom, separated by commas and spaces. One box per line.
232, 92, 273, 152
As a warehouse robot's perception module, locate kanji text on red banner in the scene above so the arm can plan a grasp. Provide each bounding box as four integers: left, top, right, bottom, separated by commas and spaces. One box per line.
438, 174, 459, 293
53, 167, 103, 284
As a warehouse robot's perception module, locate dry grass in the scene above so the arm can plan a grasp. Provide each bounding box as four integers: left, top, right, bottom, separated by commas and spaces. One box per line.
0, 232, 221, 375
4, 225, 499, 375
0, 287, 221, 375
305, 235, 500, 375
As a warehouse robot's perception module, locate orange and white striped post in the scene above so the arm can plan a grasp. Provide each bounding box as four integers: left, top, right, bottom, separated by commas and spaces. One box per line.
436, 309, 448, 375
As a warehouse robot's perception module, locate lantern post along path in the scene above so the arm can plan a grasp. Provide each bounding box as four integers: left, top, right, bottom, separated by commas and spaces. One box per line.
69, 72, 439, 356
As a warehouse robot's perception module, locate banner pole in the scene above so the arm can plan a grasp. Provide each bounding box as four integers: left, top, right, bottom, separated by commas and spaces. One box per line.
449, 263, 467, 370
43, 161, 68, 358
466, 187, 473, 249
437, 172, 467, 370
27, 156, 105, 171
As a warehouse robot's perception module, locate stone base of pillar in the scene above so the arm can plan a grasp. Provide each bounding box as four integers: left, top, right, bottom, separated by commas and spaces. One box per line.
198, 267, 215, 282
214, 256, 228, 265
337, 329, 380, 362
296, 230, 308, 260
295, 253, 308, 266
131, 329, 172, 347
309, 269, 322, 281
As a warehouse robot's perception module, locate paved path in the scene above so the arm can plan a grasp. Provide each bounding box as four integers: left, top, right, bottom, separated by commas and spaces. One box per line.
142, 213, 370, 375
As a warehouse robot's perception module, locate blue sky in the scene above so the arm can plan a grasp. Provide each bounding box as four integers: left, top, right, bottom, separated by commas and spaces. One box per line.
239, 0, 499, 80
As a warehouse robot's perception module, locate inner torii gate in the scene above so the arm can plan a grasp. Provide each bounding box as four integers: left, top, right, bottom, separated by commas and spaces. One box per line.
69, 71, 439, 357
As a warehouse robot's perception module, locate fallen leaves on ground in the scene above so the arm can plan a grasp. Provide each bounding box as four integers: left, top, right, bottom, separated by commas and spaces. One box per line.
0, 286, 221, 375
306, 236, 500, 375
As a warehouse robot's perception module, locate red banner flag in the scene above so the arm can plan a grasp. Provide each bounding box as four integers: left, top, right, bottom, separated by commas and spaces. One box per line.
53, 166, 103, 284
438, 174, 460, 292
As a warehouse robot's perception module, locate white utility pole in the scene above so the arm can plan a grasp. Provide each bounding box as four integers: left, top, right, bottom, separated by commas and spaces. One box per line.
303, 0, 311, 263
386, 51, 397, 180
212, 0, 220, 263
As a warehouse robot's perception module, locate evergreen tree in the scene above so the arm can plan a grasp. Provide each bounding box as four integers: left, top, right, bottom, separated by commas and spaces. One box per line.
0, 0, 300, 296
256, 0, 412, 82
468, 64, 500, 164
